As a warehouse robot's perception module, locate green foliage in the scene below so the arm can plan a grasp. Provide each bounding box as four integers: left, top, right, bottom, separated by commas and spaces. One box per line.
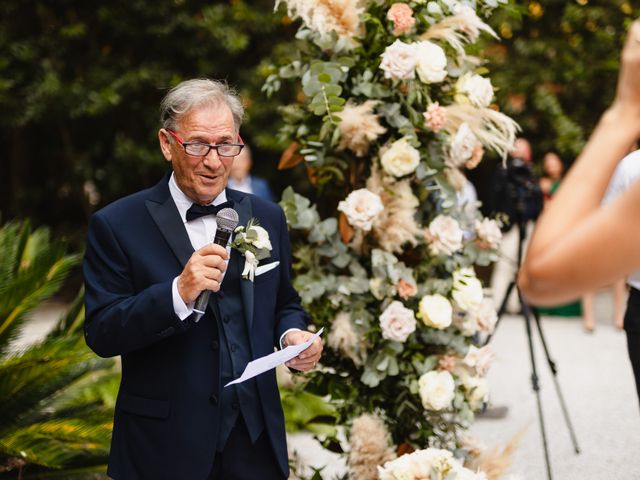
0, 0, 298, 232
0, 220, 117, 478
486, 0, 640, 161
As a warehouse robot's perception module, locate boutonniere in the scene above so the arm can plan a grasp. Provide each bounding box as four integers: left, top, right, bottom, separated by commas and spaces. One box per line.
231, 218, 272, 281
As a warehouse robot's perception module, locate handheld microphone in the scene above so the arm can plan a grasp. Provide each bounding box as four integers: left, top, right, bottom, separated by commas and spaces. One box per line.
193, 207, 240, 322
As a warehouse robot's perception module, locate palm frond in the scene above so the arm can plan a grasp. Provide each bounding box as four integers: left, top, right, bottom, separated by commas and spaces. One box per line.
0, 253, 81, 353
1, 418, 111, 469
48, 286, 86, 338
0, 336, 111, 430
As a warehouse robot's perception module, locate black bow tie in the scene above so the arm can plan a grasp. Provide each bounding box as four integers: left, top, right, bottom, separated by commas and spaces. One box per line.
186, 200, 234, 222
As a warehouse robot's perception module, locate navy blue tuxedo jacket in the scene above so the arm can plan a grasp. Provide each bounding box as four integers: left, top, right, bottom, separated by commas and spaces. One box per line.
83, 173, 308, 479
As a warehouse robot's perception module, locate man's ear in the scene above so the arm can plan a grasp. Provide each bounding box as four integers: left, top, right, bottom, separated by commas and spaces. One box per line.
158, 129, 172, 162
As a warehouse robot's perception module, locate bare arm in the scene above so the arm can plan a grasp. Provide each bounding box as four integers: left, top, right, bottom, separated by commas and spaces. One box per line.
518, 20, 640, 305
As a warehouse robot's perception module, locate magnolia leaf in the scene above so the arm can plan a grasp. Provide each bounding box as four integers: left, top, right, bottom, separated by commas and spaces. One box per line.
278, 143, 304, 170
339, 213, 354, 244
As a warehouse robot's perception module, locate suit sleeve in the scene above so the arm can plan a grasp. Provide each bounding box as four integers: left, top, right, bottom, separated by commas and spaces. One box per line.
273, 208, 309, 344
83, 212, 190, 358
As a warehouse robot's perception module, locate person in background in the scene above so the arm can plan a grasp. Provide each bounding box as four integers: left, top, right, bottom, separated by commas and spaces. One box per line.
539, 151, 564, 205
518, 21, 640, 404
228, 143, 276, 202
83, 79, 322, 479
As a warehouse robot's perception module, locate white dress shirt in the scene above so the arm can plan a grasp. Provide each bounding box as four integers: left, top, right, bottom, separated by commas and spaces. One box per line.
168, 174, 299, 347
168, 173, 230, 320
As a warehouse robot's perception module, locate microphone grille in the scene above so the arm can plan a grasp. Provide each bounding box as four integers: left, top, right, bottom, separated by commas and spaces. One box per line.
216, 208, 240, 232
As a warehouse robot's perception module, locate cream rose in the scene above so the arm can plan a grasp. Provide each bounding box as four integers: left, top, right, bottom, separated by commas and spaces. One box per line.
418, 370, 455, 411
464, 345, 494, 377
427, 215, 464, 256
450, 123, 478, 167
380, 39, 417, 80
471, 297, 498, 334
452, 268, 484, 311
380, 138, 420, 177
338, 188, 384, 231
419, 293, 453, 329
379, 301, 416, 342
414, 40, 447, 84
462, 373, 489, 410
456, 72, 494, 108
475, 218, 502, 249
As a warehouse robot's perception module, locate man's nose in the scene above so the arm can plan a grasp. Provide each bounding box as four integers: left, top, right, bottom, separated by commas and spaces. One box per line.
202, 148, 222, 167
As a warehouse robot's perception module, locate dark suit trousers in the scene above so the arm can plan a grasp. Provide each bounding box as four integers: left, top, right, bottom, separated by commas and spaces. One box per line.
625, 287, 640, 408
209, 415, 285, 480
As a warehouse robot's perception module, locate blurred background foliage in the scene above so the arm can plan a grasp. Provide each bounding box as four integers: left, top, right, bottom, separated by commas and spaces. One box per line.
1, 0, 639, 236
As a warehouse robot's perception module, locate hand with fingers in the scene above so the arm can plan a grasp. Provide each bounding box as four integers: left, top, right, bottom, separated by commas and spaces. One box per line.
177, 243, 229, 304
283, 330, 323, 372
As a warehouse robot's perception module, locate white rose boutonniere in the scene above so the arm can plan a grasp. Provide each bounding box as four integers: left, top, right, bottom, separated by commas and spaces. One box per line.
231, 218, 272, 281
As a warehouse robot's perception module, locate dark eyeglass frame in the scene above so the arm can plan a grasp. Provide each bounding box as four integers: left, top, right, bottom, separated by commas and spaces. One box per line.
165, 129, 244, 158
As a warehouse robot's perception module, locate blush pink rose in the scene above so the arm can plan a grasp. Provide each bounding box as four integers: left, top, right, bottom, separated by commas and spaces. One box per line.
387, 3, 415, 36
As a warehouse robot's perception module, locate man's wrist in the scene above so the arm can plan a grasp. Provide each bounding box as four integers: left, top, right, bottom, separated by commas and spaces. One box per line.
280, 328, 302, 349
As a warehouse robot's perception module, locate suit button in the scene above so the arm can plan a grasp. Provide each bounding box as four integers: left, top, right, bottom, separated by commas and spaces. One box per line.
209, 395, 218, 405
223, 316, 230, 324
218, 291, 225, 298
232, 402, 239, 410
230, 344, 237, 352
211, 340, 219, 350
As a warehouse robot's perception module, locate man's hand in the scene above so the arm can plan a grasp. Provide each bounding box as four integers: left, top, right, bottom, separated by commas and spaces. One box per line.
177, 244, 228, 304
284, 330, 323, 372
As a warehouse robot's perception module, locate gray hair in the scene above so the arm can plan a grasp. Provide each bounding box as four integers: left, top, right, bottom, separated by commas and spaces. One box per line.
160, 79, 244, 133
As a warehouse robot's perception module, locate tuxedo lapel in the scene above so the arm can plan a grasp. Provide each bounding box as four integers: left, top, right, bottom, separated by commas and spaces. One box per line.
145, 176, 193, 268
227, 189, 254, 333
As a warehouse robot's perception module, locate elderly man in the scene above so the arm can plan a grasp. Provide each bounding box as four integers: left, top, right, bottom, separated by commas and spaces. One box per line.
83, 79, 322, 479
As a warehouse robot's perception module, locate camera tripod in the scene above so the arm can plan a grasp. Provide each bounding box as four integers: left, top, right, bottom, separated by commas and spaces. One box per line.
483, 219, 580, 480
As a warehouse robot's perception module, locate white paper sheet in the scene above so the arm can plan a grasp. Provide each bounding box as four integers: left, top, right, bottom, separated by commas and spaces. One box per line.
224, 328, 324, 387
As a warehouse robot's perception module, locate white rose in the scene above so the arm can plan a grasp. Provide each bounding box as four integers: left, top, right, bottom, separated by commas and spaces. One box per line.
463, 345, 494, 376
380, 39, 417, 80
452, 268, 484, 311
419, 294, 453, 329
461, 373, 489, 410
250, 225, 272, 250
338, 188, 384, 231
380, 138, 420, 177
418, 370, 455, 411
414, 40, 447, 83
469, 297, 498, 334
378, 455, 414, 480
456, 72, 494, 108
450, 123, 478, 167
475, 218, 502, 249
427, 215, 464, 256
379, 300, 417, 342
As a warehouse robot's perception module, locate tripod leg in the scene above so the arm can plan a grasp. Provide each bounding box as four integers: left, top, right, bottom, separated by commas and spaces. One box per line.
532, 307, 582, 454
520, 294, 554, 480
482, 280, 517, 347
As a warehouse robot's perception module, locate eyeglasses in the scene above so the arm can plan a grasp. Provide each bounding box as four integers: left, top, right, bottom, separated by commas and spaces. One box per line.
165, 129, 244, 158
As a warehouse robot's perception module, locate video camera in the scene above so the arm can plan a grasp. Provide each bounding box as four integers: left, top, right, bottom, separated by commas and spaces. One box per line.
490, 157, 543, 232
